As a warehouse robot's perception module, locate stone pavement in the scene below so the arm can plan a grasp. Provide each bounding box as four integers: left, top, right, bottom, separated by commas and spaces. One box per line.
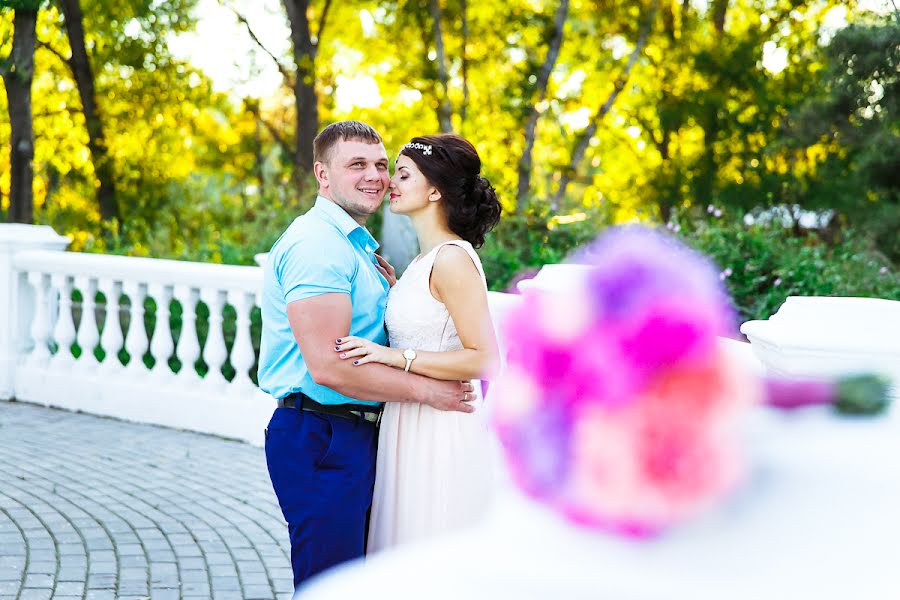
0, 400, 293, 600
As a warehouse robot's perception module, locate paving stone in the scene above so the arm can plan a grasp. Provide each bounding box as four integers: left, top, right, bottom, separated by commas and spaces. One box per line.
241, 571, 273, 586
57, 567, 88, 581
119, 555, 148, 568
146, 548, 176, 562
53, 580, 85, 595
18, 588, 53, 600
0, 401, 291, 599
211, 575, 242, 590
86, 573, 117, 589
117, 582, 150, 596
150, 588, 182, 600
243, 584, 277, 599
22, 573, 53, 588
119, 567, 149, 582
181, 581, 211, 595
179, 569, 208, 583
208, 563, 238, 578
0, 580, 21, 596
0, 555, 25, 568
87, 561, 116, 575
0, 565, 24, 581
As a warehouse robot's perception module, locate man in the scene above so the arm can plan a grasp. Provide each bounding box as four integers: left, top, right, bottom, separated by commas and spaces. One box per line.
258, 120, 475, 589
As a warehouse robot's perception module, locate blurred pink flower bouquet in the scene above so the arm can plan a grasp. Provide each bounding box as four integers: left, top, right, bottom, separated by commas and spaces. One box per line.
493, 226, 761, 537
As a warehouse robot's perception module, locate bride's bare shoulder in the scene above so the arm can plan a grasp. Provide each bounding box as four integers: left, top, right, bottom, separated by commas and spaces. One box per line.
432, 243, 480, 279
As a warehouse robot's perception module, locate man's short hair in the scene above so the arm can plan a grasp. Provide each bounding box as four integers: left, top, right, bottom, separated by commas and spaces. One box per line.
313, 121, 383, 165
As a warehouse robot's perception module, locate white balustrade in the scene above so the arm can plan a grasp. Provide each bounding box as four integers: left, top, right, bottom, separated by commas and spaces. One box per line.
201, 288, 229, 388
122, 281, 149, 375
74, 275, 100, 370
26, 272, 51, 367
174, 285, 202, 385
148, 283, 175, 380
229, 289, 256, 392
50, 273, 76, 369
3, 227, 268, 444
98, 278, 124, 374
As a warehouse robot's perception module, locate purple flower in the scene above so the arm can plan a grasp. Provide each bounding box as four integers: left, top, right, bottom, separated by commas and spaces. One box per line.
880, 267, 889, 275
493, 225, 752, 536
713, 209, 722, 218
773, 277, 782, 286
707, 204, 715, 213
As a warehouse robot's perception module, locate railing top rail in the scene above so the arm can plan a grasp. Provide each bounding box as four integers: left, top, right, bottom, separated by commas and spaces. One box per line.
12, 249, 263, 291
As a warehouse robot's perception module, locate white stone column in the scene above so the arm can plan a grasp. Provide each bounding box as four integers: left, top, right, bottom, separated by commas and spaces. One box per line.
0, 225, 70, 399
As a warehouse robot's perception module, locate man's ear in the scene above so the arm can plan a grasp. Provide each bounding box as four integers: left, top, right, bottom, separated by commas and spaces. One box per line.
314, 161, 329, 188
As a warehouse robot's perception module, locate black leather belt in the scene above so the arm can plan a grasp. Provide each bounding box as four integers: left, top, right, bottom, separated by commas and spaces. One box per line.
278, 392, 382, 425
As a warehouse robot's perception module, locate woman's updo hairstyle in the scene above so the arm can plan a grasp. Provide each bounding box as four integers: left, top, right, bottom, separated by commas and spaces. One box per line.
399, 134, 501, 248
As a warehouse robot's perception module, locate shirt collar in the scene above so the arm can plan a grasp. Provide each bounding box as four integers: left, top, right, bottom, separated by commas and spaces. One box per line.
313, 195, 378, 254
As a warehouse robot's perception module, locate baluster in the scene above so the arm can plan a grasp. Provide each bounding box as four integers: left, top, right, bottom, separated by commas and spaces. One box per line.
50, 274, 76, 369
200, 288, 228, 388
174, 285, 201, 384
122, 282, 149, 374
148, 283, 174, 379
74, 276, 99, 369
26, 272, 52, 366
228, 289, 255, 391
98, 278, 124, 373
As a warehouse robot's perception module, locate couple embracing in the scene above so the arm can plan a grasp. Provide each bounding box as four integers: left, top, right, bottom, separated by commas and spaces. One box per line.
257, 120, 503, 591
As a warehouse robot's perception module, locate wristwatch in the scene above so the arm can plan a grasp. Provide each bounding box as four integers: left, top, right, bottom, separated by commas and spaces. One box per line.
402, 348, 417, 372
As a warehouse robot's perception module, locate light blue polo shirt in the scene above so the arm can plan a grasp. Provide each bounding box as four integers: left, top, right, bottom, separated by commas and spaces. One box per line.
258, 196, 389, 405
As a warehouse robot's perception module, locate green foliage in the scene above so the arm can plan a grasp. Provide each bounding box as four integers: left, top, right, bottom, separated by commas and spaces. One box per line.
480, 206, 608, 291
1, 0, 897, 320
673, 211, 899, 323
779, 16, 900, 262
0, 1, 44, 10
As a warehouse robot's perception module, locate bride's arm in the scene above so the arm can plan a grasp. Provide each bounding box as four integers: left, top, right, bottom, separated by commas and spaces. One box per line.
335, 245, 500, 381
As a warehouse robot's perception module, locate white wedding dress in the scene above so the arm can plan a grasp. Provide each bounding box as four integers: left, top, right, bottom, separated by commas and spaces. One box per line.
367, 240, 496, 553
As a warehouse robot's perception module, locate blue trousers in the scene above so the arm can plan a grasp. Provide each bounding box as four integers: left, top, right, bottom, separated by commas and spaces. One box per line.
265, 407, 378, 588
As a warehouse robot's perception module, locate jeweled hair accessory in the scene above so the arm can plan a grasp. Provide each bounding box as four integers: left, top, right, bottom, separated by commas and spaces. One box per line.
492, 226, 759, 538
402, 142, 433, 156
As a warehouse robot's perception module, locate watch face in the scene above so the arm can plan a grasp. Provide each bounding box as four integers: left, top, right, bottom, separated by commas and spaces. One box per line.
403, 349, 416, 360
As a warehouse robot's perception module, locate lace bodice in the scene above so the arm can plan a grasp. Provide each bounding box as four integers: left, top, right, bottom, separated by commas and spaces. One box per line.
384, 240, 487, 353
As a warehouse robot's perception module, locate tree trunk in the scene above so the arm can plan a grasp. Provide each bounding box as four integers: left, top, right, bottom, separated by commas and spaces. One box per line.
552, 0, 656, 208
1, 8, 38, 224
58, 0, 119, 223
429, 0, 453, 132
697, 0, 728, 207
460, 0, 469, 130
515, 0, 569, 212
711, 0, 728, 34
283, 0, 318, 175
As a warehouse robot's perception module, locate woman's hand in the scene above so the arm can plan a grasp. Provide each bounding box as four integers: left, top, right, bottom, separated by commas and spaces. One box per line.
334, 336, 404, 368
374, 253, 397, 287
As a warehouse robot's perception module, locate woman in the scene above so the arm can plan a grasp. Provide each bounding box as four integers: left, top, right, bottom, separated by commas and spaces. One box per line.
332, 134, 502, 552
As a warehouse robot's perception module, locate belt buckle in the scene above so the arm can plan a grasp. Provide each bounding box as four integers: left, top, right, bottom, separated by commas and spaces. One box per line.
350, 409, 381, 426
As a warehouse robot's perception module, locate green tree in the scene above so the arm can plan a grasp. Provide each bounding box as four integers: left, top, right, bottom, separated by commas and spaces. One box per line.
1, 0, 43, 223
782, 17, 900, 260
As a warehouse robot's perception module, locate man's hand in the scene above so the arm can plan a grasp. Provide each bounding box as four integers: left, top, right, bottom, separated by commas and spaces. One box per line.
425, 380, 477, 413
374, 253, 397, 287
